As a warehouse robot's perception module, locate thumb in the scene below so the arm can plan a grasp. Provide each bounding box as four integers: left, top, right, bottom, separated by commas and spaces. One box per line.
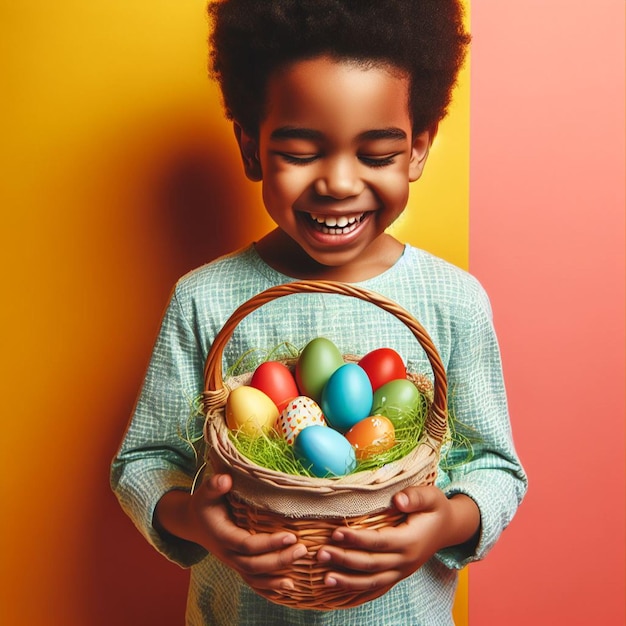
199, 473, 233, 502
393, 485, 440, 514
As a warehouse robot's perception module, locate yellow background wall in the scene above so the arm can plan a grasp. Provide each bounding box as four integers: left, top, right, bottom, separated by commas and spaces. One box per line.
0, 2, 469, 624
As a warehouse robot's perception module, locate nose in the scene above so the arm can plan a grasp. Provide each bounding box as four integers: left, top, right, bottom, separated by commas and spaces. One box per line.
314, 156, 364, 199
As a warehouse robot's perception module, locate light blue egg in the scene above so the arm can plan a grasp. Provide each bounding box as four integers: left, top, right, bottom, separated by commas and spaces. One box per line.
321, 363, 373, 432
294, 425, 356, 477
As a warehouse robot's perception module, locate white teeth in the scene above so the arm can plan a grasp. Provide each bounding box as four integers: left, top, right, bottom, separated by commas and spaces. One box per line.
309, 213, 364, 230
320, 223, 358, 235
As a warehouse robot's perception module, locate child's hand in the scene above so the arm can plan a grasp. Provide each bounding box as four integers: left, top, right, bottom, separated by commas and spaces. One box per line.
315, 486, 480, 599
154, 473, 307, 593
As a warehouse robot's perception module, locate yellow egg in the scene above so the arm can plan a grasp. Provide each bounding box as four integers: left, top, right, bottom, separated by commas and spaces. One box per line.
344, 415, 396, 460
225, 386, 279, 437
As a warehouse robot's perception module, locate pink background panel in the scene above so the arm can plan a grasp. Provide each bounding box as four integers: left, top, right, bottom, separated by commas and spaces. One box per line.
469, 1, 625, 625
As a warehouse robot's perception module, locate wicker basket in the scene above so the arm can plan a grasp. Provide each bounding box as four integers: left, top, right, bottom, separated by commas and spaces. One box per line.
202, 280, 447, 610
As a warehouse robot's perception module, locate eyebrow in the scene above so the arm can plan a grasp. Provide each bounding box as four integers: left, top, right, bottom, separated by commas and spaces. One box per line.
269, 127, 324, 141
269, 126, 408, 142
359, 128, 408, 142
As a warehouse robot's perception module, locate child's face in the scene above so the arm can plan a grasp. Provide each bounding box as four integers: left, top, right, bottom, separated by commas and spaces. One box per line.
237, 56, 431, 275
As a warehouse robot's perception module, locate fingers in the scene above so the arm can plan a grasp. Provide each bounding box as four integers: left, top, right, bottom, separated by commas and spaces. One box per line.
199, 473, 233, 501
222, 525, 302, 558
195, 476, 308, 580
328, 524, 406, 552
393, 485, 443, 514
232, 542, 308, 576
221, 531, 309, 593
312, 505, 431, 593
315, 535, 415, 594
324, 568, 398, 592
204, 509, 308, 591
318, 539, 401, 591
198, 495, 299, 557
318, 544, 398, 573
196, 475, 298, 548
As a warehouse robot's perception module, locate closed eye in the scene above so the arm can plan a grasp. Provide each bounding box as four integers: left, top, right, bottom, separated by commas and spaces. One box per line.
359, 153, 400, 167
275, 151, 403, 167
276, 152, 320, 165
359, 153, 402, 168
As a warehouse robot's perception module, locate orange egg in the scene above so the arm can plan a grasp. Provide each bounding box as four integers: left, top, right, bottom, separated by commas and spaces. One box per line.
344, 415, 396, 460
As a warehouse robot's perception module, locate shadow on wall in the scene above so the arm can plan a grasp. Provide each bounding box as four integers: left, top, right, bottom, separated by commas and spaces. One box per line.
77, 113, 265, 624
154, 140, 263, 274
81, 387, 189, 625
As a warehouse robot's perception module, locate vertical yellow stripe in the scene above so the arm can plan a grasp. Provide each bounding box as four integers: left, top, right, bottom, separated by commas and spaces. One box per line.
390, 2, 471, 624
389, 3, 470, 272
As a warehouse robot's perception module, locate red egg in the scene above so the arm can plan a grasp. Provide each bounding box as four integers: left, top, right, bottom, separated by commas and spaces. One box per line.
250, 361, 299, 412
358, 348, 406, 392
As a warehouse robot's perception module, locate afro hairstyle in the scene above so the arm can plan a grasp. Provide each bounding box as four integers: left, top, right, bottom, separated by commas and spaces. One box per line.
208, 0, 470, 136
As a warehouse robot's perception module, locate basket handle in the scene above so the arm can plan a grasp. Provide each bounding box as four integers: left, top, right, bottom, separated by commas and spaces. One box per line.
203, 280, 448, 444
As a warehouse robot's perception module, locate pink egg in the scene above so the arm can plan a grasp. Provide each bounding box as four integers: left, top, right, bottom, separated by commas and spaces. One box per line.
276, 396, 327, 445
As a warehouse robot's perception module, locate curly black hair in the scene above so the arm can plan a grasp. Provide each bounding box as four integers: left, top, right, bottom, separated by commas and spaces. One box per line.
208, 0, 470, 136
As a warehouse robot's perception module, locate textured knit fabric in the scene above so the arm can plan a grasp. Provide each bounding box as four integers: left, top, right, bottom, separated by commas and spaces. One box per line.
111, 244, 527, 626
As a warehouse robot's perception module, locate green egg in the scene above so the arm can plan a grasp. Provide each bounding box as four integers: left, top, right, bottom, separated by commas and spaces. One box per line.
295, 337, 344, 403
372, 378, 421, 426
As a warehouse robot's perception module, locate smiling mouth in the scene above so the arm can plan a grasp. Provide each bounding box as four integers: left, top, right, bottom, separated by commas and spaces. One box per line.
307, 212, 367, 235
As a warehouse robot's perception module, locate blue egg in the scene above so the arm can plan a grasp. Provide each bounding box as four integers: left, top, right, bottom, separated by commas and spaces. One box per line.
321, 363, 373, 432
294, 425, 357, 477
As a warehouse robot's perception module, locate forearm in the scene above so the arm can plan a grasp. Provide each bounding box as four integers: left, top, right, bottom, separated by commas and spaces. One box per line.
153, 482, 219, 550
435, 463, 527, 569
111, 461, 208, 567
154, 489, 200, 545
443, 493, 481, 552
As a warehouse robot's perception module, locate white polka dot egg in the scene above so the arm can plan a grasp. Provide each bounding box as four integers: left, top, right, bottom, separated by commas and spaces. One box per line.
276, 396, 327, 445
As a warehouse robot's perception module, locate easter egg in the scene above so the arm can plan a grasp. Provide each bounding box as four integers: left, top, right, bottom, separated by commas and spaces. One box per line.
295, 337, 344, 403
345, 415, 396, 460
321, 363, 373, 432
250, 361, 299, 412
225, 386, 279, 437
276, 396, 327, 445
294, 425, 357, 477
358, 348, 406, 392
372, 379, 422, 426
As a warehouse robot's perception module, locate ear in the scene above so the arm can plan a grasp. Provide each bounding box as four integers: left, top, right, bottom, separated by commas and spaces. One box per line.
408, 125, 438, 182
233, 122, 262, 181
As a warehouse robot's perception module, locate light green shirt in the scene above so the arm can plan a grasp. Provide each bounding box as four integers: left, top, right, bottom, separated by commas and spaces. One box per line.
111, 244, 527, 625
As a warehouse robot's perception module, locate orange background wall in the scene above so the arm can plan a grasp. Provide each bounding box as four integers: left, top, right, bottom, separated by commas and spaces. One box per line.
1, 2, 623, 625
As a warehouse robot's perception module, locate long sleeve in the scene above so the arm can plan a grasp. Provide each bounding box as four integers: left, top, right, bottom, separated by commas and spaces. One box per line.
434, 283, 527, 568
110, 288, 208, 567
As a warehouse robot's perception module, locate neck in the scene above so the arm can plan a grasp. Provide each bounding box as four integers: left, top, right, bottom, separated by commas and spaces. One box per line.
254, 229, 404, 283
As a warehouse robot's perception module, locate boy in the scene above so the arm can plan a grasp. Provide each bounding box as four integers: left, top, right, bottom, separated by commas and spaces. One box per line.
112, 1, 527, 624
